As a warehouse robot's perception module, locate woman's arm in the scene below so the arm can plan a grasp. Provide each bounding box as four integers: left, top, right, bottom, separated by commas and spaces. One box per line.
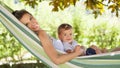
37, 30, 82, 64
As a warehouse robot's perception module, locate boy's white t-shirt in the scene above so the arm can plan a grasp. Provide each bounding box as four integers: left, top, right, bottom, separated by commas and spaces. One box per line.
63, 40, 78, 52
51, 37, 65, 52
50, 36, 78, 52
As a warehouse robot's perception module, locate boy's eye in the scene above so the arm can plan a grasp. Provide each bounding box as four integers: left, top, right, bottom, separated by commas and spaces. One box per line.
64, 34, 67, 36
70, 33, 72, 35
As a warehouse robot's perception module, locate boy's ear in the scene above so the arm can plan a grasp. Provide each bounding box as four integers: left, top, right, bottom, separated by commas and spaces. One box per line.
58, 35, 60, 39
58, 34, 61, 39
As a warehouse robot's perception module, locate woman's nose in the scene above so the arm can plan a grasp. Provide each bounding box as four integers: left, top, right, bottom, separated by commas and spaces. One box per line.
31, 21, 37, 25
32, 19, 37, 23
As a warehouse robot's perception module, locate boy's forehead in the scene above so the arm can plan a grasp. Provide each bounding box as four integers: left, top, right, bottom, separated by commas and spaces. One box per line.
61, 28, 72, 30
60, 29, 72, 32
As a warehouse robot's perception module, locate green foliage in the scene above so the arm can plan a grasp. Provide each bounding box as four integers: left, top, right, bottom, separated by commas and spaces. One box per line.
84, 0, 104, 18
108, 0, 120, 17
49, 0, 78, 11
72, 13, 84, 43
71, 19, 120, 49
86, 23, 120, 49
0, 23, 22, 61
20, 0, 43, 8
20, 0, 120, 18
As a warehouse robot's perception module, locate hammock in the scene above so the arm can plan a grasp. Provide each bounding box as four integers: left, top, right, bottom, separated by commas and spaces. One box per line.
0, 2, 120, 68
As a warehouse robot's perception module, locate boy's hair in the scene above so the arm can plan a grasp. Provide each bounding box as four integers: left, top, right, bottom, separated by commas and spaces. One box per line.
12, 9, 31, 20
58, 23, 72, 34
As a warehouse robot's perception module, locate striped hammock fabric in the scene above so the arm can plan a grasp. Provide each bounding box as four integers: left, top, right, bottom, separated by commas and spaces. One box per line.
0, 2, 120, 68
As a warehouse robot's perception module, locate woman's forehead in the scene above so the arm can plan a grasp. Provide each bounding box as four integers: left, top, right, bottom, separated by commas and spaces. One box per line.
20, 13, 31, 24
22, 13, 31, 19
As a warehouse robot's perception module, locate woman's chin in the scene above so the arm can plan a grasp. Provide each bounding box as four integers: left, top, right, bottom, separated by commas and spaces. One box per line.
34, 28, 40, 32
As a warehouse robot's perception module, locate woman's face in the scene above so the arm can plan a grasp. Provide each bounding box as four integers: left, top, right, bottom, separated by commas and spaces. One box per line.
20, 13, 40, 32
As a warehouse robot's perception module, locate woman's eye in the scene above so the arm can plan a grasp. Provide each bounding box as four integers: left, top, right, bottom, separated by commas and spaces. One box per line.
25, 23, 28, 26
30, 17, 32, 20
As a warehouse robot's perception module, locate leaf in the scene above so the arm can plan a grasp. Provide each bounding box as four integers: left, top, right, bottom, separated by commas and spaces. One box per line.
100, 9, 105, 14
111, 8, 115, 13
49, 1, 53, 5
108, 0, 111, 3
116, 10, 119, 17
96, 3, 103, 9
52, 7, 59, 11
108, 5, 114, 9
73, 0, 77, 6
93, 11, 98, 18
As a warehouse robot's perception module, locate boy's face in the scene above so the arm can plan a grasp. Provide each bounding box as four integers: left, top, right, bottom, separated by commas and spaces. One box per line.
59, 29, 73, 43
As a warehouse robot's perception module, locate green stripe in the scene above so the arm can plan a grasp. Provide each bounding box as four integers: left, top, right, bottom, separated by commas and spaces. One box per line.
79, 54, 120, 59
70, 59, 120, 68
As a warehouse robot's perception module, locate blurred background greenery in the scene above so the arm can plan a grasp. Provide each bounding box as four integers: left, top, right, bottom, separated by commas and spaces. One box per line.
0, 0, 120, 67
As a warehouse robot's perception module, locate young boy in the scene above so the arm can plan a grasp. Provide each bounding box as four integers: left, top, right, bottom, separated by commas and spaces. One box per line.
57, 23, 85, 55
57, 23, 102, 55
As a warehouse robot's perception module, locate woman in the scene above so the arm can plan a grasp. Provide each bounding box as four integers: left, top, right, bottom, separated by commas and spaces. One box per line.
12, 9, 84, 64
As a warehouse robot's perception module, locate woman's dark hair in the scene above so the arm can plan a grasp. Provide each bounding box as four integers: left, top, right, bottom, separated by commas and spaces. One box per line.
12, 9, 30, 20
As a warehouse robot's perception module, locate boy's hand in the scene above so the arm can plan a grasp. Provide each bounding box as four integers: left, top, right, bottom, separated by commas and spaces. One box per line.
80, 46, 86, 56
74, 46, 84, 56
66, 49, 72, 53
90, 45, 102, 54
